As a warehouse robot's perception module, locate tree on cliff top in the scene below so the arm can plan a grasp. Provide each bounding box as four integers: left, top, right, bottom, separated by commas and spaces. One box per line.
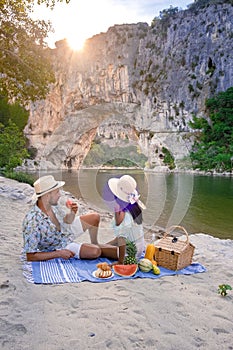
188, 0, 233, 10
0, 0, 70, 105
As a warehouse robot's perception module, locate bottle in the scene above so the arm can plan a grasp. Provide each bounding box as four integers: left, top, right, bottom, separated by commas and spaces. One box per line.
150, 233, 156, 243
145, 233, 156, 261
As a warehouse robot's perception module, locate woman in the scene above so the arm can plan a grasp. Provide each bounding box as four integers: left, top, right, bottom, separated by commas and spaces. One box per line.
101, 175, 146, 264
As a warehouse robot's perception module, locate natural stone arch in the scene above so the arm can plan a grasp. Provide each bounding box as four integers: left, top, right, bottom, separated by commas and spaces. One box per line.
37, 103, 141, 169
28, 102, 192, 170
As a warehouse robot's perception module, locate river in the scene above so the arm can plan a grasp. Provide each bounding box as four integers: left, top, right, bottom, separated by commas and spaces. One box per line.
31, 169, 233, 240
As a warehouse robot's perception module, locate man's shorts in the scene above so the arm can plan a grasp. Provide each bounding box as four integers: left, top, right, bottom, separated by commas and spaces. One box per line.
65, 216, 85, 259
65, 242, 82, 259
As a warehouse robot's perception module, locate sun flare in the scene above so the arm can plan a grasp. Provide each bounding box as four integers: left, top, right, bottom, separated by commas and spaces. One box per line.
32, 0, 154, 50
67, 35, 86, 51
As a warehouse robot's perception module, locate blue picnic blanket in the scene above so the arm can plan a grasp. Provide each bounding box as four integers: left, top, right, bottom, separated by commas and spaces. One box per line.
24, 257, 206, 284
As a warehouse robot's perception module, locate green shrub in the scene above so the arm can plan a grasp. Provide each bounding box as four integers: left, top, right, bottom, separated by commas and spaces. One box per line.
162, 147, 175, 169
0, 121, 29, 171
189, 87, 233, 171
3, 171, 34, 185
0, 96, 29, 131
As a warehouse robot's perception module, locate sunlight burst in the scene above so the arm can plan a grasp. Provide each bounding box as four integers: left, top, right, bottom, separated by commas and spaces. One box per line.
67, 35, 86, 51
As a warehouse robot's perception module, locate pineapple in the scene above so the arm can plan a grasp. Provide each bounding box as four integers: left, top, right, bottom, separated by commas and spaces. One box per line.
124, 240, 138, 265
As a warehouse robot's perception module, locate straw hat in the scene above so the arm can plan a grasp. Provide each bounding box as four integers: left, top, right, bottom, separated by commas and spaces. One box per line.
32, 175, 65, 200
108, 175, 146, 209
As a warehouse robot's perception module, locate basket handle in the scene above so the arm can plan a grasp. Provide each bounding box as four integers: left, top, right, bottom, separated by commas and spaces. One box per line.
164, 225, 189, 244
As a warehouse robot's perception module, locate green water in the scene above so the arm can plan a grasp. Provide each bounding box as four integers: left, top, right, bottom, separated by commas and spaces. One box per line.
32, 169, 233, 240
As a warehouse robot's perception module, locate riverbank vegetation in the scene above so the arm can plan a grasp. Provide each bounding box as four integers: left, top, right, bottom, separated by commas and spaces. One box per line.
0, 97, 34, 184
189, 87, 233, 172
83, 142, 147, 168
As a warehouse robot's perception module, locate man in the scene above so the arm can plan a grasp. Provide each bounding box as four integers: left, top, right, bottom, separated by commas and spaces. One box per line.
22, 175, 102, 261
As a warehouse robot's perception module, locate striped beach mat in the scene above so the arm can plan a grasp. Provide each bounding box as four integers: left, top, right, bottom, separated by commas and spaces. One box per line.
23, 257, 206, 284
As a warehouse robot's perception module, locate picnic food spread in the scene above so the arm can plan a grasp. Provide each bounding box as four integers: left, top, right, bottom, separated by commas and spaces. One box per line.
138, 258, 153, 272
113, 264, 138, 277
94, 262, 113, 278
124, 240, 138, 265
144, 243, 156, 261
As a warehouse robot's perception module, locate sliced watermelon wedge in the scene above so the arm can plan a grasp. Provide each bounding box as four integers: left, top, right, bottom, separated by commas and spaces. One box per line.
66, 198, 73, 208
113, 264, 138, 277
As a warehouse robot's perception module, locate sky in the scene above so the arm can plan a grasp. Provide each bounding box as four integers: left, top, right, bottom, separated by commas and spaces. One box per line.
32, 0, 193, 50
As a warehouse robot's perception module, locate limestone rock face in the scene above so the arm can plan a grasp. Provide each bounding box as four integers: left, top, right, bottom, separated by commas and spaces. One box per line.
25, 3, 233, 170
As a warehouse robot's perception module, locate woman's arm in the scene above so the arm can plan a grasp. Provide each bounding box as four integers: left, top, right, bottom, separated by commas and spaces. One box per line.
114, 201, 125, 226
117, 237, 126, 264
114, 210, 125, 226
26, 249, 75, 261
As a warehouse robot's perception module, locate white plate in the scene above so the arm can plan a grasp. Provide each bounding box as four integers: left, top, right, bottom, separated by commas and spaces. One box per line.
92, 270, 114, 279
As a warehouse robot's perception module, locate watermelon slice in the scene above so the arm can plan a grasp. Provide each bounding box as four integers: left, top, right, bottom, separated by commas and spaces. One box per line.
66, 198, 73, 208
113, 264, 138, 277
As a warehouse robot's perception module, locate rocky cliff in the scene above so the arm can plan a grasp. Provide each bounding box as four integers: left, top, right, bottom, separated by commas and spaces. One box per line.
24, 2, 233, 170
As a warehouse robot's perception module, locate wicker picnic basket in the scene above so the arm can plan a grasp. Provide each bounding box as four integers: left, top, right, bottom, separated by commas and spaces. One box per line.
154, 225, 195, 270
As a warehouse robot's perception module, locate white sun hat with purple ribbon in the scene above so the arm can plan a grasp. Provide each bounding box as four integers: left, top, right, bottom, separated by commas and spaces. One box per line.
108, 175, 146, 209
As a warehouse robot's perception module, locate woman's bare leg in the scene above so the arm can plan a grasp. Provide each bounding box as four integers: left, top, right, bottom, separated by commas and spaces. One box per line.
79, 243, 101, 259
99, 244, 118, 260
99, 237, 126, 261
79, 243, 118, 261
80, 213, 100, 244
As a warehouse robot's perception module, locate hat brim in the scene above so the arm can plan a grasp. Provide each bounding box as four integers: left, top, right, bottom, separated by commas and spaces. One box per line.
108, 177, 146, 209
31, 181, 65, 201
108, 177, 128, 202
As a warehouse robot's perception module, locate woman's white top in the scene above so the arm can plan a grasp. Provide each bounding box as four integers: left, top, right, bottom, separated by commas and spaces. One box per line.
112, 211, 145, 259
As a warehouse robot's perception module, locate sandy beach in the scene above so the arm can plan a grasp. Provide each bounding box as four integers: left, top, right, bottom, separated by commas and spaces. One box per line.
0, 176, 233, 350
